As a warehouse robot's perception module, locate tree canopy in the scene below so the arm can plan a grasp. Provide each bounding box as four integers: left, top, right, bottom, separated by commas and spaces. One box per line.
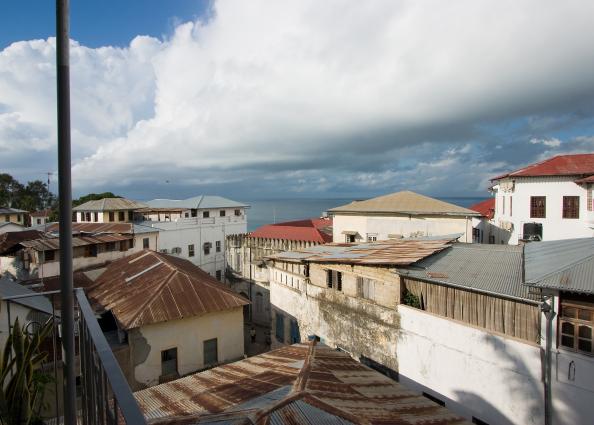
0, 173, 55, 212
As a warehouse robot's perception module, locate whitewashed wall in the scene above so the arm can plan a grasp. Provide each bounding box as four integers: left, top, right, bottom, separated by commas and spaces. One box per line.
332, 214, 474, 243
150, 211, 246, 276
493, 177, 593, 244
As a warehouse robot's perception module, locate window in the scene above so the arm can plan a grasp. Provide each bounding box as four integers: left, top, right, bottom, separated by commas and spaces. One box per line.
562, 196, 580, 219
234, 209, 241, 216
276, 313, 285, 342
559, 296, 594, 355
188, 244, 195, 257
119, 241, 129, 252
85, 212, 91, 222
472, 228, 482, 243
203, 339, 218, 366
108, 211, 115, 222
17, 214, 22, 222
216, 270, 222, 281
588, 186, 593, 212
105, 242, 116, 252
357, 276, 375, 300
345, 234, 355, 243
184, 212, 189, 218
143, 237, 150, 249
367, 234, 377, 242
530, 196, 546, 218
84, 245, 97, 257
502, 196, 505, 215
203, 211, 209, 218
220, 210, 226, 217
94, 212, 99, 222
118, 211, 125, 221
216, 241, 221, 252
36, 218, 41, 225
44, 250, 56, 262
509, 196, 513, 217
290, 320, 300, 343
161, 348, 178, 376
4, 215, 9, 222
129, 239, 134, 249
326, 270, 342, 290
203, 242, 211, 255
171, 247, 182, 254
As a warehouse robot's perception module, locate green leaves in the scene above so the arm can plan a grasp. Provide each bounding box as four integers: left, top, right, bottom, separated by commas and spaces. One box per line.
0, 317, 55, 425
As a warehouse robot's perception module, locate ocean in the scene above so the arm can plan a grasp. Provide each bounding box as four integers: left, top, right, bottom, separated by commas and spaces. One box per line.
240, 197, 488, 232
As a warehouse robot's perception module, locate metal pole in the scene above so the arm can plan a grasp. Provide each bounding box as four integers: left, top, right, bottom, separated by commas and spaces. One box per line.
541, 298, 555, 425
56, 0, 76, 423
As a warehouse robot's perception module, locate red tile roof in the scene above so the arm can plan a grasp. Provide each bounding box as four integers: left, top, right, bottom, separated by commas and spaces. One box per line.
492, 153, 594, 180
250, 218, 332, 243
87, 250, 249, 330
30, 208, 52, 218
469, 198, 495, 219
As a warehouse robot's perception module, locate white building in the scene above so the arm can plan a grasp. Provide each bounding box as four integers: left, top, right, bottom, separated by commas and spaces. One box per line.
140, 196, 248, 278
328, 191, 479, 244
491, 153, 594, 244
29, 209, 52, 227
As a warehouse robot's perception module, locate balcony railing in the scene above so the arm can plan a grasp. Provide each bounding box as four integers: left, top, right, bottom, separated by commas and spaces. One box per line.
2, 287, 146, 425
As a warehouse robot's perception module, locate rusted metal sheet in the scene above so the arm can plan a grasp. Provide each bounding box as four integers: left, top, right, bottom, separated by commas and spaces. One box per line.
135, 343, 470, 425
87, 250, 249, 330
44, 222, 135, 234
20, 234, 132, 251
266, 238, 455, 266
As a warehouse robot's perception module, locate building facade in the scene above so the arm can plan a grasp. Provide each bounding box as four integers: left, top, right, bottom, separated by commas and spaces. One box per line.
328, 191, 479, 243
491, 154, 594, 244
0, 207, 27, 226
140, 196, 248, 277
87, 250, 249, 390
73, 197, 147, 223
266, 239, 592, 425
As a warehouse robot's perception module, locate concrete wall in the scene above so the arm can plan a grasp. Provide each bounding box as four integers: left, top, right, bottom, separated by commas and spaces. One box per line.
493, 177, 593, 244
128, 307, 244, 389
332, 214, 474, 243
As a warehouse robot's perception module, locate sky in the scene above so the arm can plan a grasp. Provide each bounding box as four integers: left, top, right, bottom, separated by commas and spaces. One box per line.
1, 0, 594, 201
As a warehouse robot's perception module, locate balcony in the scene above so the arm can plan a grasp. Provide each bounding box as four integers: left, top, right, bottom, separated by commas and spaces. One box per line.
1, 287, 146, 425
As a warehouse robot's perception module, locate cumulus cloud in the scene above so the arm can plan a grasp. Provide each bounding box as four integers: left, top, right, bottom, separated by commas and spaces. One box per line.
1, 0, 594, 198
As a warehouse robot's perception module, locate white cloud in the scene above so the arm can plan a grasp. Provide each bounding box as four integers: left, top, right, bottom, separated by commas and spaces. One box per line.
1, 0, 594, 196
529, 137, 562, 147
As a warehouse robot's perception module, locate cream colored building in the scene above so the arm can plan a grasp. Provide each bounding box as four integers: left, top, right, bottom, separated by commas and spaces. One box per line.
87, 250, 249, 390
328, 191, 479, 243
73, 197, 147, 223
0, 207, 27, 226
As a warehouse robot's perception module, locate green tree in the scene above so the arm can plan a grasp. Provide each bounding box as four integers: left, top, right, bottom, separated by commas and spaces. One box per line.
0, 174, 24, 208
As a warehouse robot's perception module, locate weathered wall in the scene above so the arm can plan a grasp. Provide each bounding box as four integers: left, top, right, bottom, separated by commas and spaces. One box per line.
130, 307, 244, 389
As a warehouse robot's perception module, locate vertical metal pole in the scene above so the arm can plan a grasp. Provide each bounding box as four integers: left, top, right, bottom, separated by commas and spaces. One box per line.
542, 298, 555, 425
56, 0, 76, 423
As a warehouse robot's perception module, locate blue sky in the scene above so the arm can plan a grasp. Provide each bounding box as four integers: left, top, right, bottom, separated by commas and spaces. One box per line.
0, 1, 211, 49
1, 1, 594, 201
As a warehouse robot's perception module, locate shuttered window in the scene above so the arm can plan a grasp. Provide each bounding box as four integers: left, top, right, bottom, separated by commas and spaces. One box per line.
161, 348, 177, 376
326, 270, 342, 291
562, 196, 580, 219
559, 296, 594, 355
530, 196, 546, 218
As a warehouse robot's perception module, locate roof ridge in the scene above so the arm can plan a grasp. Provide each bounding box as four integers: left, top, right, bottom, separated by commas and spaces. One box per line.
127, 267, 178, 329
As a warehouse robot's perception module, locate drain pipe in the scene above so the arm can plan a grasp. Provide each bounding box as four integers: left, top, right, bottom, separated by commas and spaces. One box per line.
56, 1, 76, 423
541, 297, 555, 425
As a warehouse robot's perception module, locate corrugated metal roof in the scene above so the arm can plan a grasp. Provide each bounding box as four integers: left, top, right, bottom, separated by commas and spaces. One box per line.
42, 222, 134, 233
20, 234, 132, 251
0, 207, 28, 214
524, 238, 594, 294
400, 243, 538, 302
266, 238, 455, 266
0, 230, 45, 254
0, 276, 53, 315
73, 197, 147, 211
134, 342, 469, 425
146, 196, 249, 210
87, 250, 249, 330
250, 218, 332, 243
491, 153, 594, 180
328, 191, 479, 217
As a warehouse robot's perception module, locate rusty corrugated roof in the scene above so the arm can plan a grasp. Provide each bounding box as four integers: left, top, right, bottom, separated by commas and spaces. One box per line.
43, 222, 135, 234
0, 230, 45, 254
87, 250, 250, 330
135, 342, 469, 425
266, 238, 455, 266
20, 234, 132, 251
